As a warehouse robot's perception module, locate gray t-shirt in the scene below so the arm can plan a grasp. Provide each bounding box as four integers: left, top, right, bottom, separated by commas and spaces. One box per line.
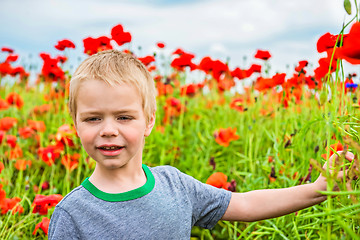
48, 165, 232, 239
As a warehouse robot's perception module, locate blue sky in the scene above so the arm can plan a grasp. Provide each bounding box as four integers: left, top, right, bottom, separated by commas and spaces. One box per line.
0, 0, 359, 80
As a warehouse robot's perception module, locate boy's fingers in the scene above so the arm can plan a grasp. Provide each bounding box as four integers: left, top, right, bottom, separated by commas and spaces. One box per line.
344, 152, 354, 162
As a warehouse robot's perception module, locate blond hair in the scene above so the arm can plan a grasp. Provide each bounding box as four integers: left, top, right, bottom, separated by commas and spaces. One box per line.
69, 50, 156, 124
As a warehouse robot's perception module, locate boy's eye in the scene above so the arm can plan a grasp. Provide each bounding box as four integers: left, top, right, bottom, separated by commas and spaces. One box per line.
117, 116, 133, 121
85, 117, 101, 122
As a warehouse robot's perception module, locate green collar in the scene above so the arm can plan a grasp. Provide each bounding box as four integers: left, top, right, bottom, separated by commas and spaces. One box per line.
81, 164, 155, 202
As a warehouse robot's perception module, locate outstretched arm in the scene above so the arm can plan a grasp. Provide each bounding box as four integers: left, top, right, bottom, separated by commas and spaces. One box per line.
221, 151, 354, 222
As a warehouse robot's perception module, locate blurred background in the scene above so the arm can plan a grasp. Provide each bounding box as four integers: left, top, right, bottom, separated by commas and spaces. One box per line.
0, 0, 359, 80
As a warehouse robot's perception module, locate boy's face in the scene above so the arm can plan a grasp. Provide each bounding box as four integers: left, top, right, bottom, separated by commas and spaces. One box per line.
74, 79, 154, 171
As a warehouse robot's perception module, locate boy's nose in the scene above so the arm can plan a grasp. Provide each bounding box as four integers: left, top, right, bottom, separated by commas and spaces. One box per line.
100, 120, 119, 137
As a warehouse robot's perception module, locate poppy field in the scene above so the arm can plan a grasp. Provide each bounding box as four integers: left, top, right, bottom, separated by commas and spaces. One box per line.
1, 3, 360, 239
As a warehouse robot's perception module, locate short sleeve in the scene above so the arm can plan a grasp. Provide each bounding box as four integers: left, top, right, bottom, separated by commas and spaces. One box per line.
175, 169, 232, 229
48, 206, 80, 240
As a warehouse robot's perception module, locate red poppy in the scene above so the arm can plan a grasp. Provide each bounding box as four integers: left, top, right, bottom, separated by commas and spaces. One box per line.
54, 39, 76, 51
28, 120, 46, 132
230, 98, 244, 112
39, 53, 65, 82
83, 36, 113, 56
314, 50, 338, 81
254, 49, 271, 60
214, 127, 239, 147
0, 117, 17, 131
156, 81, 174, 96
157, 42, 165, 48
1, 47, 14, 53
33, 104, 51, 115
162, 97, 185, 124
180, 83, 200, 97
171, 51, 197, 71
56, 55, 67, 64
0, 98, 10, 110
206, 172, 229, 190
172, 48, 185, 55
32, 194, 63, 215
0, 62, 12, 76
61, 153, 80, 171
10, 66, 29, 79
198, 57, 229, 82
316, 32, 347, 53
19, 126, 35, 139
335, 22, 360, 64
5, 54, 19, 63
0, 162, 4, 173
14, 159, 32, 171
111, 24, 132, 46
6, 135, 17, 148
7, 144, 23, 159
321, 142, 344, 160
295, 60, 308, 73
0, 196, 23, 215
33, 217, 50, 236
6, 92, 24, 109
37, 144, 63, 166
231, 67, 253, 80
138, 55, 156, 66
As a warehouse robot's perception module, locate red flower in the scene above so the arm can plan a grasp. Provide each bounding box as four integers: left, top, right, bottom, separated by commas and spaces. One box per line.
83, 36, 113, 55
254, 49, 271, 60
14, 159, 32, 171
198, 57, 229, 81
5, 54, 19, 63
54, 39, 76, 51
157, 42, 165, 48
0, 162, 4, 173
206, 172, 231, 190
111, 24, 132, 46
138, 55, 155, 66
321, 142, 344, 160
180, 83, 202, 97
0, 117, 17, 131
61, 153, 80, 171
33, 217, 50, 236
171, 51, 197, 71
295, 60, 308, 73
1, 47, 14, 53
316, 32, 347, 53
19, 126, 35, 139
214, 127, 239, 147
28, 119, 46, 132
230, 98, 244, 112
0, 98, 10, 110
172, 48, 185, 55
39, 53, 65, 82
6, 92, 24, 109
335, 22, 360, 64
32, 194, 63, 215
6, 135, 17, 148
37, 144, 63, 166
0, 195, 23, 215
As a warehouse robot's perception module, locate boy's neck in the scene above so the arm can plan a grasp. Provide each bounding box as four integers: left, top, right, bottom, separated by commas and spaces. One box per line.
88, 161, 147, 194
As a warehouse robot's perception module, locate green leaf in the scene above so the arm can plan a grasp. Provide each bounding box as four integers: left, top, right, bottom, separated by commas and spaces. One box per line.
344, 0, 352, 15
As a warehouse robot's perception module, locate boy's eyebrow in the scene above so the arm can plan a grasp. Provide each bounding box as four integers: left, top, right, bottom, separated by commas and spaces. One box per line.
78, 110, 138, 116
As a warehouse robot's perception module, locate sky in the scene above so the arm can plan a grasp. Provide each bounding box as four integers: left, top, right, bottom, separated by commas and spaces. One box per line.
0, 0, 359, 82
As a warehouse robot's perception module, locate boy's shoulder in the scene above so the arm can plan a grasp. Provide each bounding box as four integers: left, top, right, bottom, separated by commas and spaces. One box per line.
55, 185, 92, 212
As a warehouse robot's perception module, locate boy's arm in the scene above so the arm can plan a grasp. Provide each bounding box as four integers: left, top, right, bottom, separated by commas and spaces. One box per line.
221, 151, 354, 222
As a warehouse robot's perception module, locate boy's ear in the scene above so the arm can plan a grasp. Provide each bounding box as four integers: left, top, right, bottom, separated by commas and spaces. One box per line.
144, 112, 156, 137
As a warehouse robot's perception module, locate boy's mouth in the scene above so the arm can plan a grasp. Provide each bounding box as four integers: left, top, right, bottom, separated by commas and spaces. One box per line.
97, 145, 124, 156
97, 145, 124, 150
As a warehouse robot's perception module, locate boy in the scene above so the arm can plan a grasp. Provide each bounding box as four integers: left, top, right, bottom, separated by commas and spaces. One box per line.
48, 50, 354, 239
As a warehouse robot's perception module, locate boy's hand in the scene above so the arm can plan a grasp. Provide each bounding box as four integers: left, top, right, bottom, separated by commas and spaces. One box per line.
314, 151, 355, 192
